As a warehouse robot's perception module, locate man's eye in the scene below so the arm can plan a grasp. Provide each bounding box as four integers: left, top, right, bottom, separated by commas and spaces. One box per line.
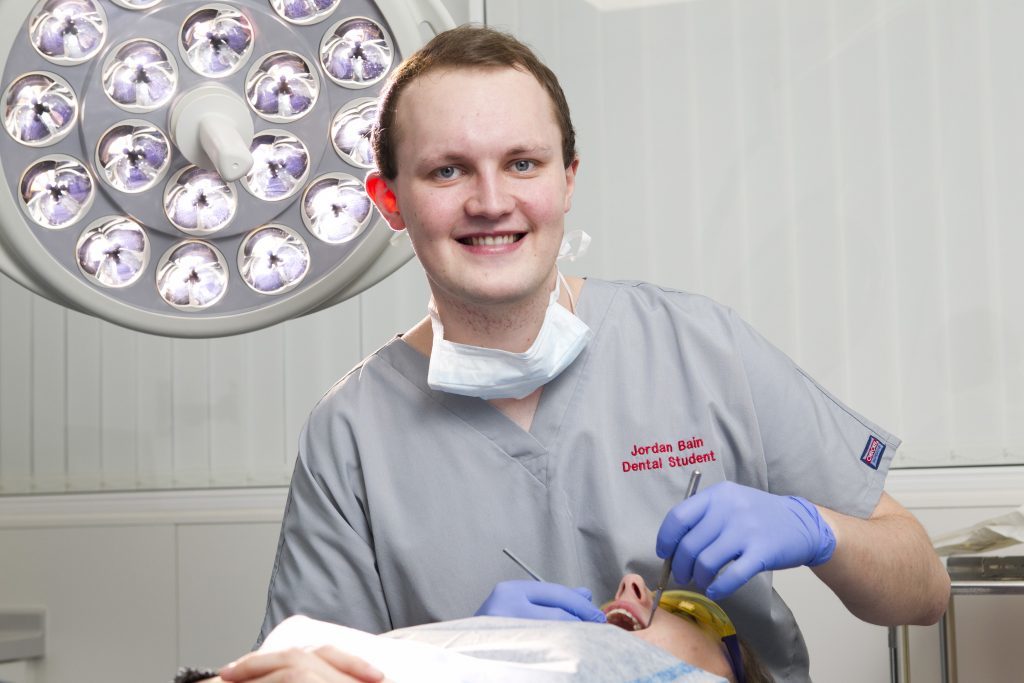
434, 166, 458, 180
512, 159, 535, 173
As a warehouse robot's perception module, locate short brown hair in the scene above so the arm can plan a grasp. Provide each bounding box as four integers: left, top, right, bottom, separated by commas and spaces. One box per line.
371, 25, 577, 179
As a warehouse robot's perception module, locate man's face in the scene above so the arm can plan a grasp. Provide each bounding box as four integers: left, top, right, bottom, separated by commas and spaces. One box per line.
603, 573, 735, 681
368, 66, 578, 313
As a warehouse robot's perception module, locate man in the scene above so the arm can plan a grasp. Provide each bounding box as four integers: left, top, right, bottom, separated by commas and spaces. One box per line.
254, 25, 949, 681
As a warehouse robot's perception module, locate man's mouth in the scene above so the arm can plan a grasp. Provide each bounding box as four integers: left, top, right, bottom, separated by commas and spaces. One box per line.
457, 233, 524, 246
605, 607, 644, 632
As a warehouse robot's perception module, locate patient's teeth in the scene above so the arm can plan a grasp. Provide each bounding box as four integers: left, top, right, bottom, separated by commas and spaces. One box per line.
605, 608, 642, 631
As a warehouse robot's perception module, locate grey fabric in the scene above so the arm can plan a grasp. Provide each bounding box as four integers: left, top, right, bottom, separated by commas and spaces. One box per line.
259, 279, 897, 682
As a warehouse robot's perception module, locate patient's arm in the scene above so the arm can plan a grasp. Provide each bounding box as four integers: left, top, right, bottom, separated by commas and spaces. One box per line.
813, 492, 950, 626
218, 645, 384, 683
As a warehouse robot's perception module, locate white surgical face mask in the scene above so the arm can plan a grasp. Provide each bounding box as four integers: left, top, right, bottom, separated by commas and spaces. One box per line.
426, 231, 592, 400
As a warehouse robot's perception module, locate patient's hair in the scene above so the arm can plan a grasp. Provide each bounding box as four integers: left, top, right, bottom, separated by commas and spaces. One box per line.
737, 638, 774, 683
371, 24, 576, 179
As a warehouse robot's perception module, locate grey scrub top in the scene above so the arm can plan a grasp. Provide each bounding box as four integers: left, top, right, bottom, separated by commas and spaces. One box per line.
259, 279, 898, 682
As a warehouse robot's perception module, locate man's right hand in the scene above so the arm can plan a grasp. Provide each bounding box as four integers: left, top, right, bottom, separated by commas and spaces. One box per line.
475, 580, 607, 622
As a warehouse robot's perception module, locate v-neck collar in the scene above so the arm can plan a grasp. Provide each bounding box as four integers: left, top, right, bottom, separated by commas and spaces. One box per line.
379, 279, 616, 482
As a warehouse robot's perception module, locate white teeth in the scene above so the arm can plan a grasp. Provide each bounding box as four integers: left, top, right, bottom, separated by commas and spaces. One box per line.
605, 608, 642, 631
466, 234, 517, 246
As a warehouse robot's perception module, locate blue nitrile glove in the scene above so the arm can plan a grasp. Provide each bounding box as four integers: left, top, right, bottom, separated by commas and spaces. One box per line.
656, 481, 836, 601
475, 580, 607, 623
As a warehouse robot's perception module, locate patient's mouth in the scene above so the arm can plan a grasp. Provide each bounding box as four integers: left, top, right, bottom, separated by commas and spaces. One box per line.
605, 608, 643, 632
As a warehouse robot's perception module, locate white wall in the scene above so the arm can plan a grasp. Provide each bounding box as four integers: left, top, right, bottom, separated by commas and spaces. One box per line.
1, 471, 1022, 682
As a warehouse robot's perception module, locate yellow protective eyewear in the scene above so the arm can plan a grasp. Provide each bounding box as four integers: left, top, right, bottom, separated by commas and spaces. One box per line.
657, 590, 736, 638
658, 590, 744, 683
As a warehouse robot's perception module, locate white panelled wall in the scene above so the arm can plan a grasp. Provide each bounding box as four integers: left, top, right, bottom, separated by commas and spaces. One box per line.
2, 0, 1024, 681
0, 258, 441, 492
0, 235, 436, 493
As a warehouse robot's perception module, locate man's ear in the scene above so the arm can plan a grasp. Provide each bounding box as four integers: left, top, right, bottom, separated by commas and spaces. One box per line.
563, 156, 580, 213
365, 172, 405, 231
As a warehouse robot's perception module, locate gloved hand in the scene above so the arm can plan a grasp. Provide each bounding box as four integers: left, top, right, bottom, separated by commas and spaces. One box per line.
475, 580, 607, 623
657, 481, 836, 600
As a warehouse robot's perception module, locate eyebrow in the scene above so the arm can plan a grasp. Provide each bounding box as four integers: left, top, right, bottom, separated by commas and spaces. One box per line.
506, 144, 554, 157
417, 144, 556, 168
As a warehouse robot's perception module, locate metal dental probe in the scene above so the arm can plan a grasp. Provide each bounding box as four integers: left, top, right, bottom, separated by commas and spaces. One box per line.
648, 469, 702, 628
502, 547, 546, 582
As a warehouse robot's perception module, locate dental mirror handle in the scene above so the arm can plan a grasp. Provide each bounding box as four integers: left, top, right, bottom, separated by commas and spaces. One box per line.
502, 547, 546, 582
649, 469, 702, 627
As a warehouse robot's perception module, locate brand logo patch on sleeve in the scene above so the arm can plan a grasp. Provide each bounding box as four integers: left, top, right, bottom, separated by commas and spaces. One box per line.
860, 435, 886, 470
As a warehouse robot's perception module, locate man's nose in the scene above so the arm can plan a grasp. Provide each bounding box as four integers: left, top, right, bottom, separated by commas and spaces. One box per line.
465, 172, 514, 218
616, 573, 654, 609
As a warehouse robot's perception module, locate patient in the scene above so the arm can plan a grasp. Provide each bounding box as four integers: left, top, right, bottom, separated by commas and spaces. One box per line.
602, 573, 771, 683
182, 574, 769, 683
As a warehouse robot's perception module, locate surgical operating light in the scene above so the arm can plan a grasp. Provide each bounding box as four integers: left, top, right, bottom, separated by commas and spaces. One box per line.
0, 0, 453, 337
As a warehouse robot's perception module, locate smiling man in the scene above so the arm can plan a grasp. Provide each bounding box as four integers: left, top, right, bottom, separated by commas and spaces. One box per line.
365, 58, 584, 430
252, 24, 950, 683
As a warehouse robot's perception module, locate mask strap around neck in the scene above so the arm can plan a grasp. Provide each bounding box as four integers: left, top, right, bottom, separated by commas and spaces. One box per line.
557, 270, 576, 314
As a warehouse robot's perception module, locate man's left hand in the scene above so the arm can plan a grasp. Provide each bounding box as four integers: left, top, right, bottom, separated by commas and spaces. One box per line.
656, 481, 836, 600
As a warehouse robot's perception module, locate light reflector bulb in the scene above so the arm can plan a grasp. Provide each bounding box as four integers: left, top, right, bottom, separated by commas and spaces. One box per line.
110, 0, 162, 8
246, 51, 319, 122
270, 0, 339, 25
20, 155, 94, 229
164, 166, 237, 235
3, 72, 78, 146
103, 39, 178, 112
180, 5, 254, 78
243, 130, 309, 201
331, 98, 376, 168
96, 121, 170, 193
319, 17, 393, 87
29, 0, 107, 65
156, 240, 228, 310
301, 172, 372, 244
76, 216, 149, 288
239, 224, 310, 294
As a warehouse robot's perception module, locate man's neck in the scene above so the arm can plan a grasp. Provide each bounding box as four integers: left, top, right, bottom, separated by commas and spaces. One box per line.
435, 292, 550, 352
402, 275, 584, 358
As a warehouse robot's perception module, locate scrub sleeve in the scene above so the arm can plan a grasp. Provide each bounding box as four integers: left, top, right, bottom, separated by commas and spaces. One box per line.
725, 300, 898, 515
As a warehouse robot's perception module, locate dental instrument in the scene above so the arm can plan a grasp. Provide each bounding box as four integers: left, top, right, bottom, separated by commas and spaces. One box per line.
502, 547, 546, 582
648, 469, 702, 628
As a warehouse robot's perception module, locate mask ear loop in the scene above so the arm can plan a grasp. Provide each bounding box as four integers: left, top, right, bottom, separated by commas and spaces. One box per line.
556, 229, 590, 315
557, 270, 577, 314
